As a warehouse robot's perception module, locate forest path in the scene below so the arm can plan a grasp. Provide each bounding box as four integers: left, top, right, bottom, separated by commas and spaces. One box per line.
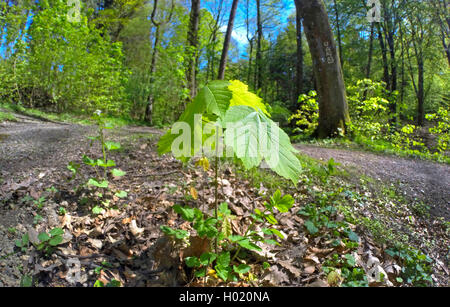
1, 114, 448, 221
0, 115, 448, 286
295, 144, 450, 221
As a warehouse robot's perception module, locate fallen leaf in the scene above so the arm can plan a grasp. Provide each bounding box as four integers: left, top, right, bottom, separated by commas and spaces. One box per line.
129, 220, 144, 237
308, 279, 329, 287
304, 254, 320, 264
304, 265, 316, 274
190, 187, 198, 200
278, 260, 302, 278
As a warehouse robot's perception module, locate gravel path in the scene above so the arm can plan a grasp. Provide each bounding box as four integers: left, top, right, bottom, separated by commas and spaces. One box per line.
295, 144, 450, 221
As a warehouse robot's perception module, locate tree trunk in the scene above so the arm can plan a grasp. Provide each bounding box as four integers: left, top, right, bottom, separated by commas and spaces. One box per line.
145, 26, 160, 124
255, 0, 263, 90
363, 23, 375, 101
186, 0, 201, 100
377, 25, 390, 89
217, 0, 239, 80
295, 0, 350, 138
294, 0, 303, 101
333, 0, 343, 69
417, 57, 424, 126
145, 0, 175, 124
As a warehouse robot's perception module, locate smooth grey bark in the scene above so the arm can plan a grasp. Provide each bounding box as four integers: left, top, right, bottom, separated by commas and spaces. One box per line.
294, 0, 350, 138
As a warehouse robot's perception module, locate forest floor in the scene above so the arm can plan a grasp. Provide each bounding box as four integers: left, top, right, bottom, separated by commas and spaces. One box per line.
0, 113, 448, 287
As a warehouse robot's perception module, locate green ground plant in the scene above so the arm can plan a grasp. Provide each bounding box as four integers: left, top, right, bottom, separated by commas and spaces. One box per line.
158, 80, 301, 283
67, 111, 127, 214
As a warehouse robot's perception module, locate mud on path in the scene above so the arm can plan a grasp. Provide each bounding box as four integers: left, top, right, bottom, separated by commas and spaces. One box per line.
294, 144, 450, 221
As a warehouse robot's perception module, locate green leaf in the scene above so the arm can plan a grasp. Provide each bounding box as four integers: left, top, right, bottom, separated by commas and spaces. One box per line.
263, 262, 271, 270
216, 251, 231, 267
49, 235, 63, 246
105, 141, 121, 151
304, 220, 319, 234
228, 80, 270, 116
92, 206, 103, 215
67, 162, 80, 174
160, 225, 176, 236
174, 229, 189, 239
346, 230, 360, 243
115, 190, 128, 198
228, 235, 244, 242
264, 214, 278, 225
173, 205, 195, 222
195, 268, 207, 278
224, 106, 301, 183
200, 252, 217, 266
38, 232, 50, 242
185, 257, 200, 268
106, 279, 121, 287
87, 178, 109, 188
219, 202, 231, 216
111, 168, 126, 177
215, 264, 231, 281
96, 159, 116, 168
236, 239, 262, 252
233, 264, 251, 274
269, 228, 285, 239
345, 254, 356, 267
20, 275, 33, 287
82, 155, 96, 166
157, 80, 232, 157
49, 228, 64, 236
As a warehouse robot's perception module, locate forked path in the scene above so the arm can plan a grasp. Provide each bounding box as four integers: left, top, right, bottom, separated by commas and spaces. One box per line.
295, 144, 450, 220
1, 115, 448, 221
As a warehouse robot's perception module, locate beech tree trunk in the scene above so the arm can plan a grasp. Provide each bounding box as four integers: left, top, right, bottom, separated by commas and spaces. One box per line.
217, 0, 239, 80
294, 0, 350, 138
255, 0, 263, 90
186, 0, 201, 100
294, 0, 303, 101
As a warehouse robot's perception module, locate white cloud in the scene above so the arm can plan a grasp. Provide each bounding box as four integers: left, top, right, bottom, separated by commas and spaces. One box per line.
219, 25, 248, 46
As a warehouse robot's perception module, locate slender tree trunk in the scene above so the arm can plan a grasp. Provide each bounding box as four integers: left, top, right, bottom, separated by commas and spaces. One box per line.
186, 0, 201, 100
145, 0, 175, 124
363, 23, 375, 101
377, 25, 390, 89
417, 57, 424, 126
247, 38, 254, 88
145, 26, 160, 123
218, 0, 239, 80
295, 0, 350, 138
294, 0, 303, 101
255, 0, 263, 90
333, 0, 343, 69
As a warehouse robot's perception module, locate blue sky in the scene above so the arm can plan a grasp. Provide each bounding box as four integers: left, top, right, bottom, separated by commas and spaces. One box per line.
222, 0, 296, 57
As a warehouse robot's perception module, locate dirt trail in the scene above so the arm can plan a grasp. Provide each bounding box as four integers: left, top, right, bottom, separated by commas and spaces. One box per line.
0, 115, 448, 286
295, 144, 450, 221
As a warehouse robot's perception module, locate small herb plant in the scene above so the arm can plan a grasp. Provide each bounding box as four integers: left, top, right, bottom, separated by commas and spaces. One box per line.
34, 227, 65, 255
161, 190, 294, 282
67, 110, 127, 213
385, 247, 433, 286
